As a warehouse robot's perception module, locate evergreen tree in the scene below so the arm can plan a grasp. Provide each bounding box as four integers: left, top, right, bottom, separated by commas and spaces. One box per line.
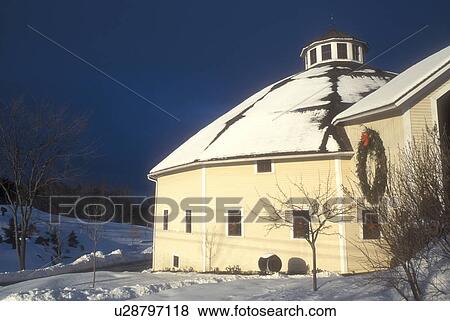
49, 227, 62, 264
34, 235, 49, 246
67, 230, 79, 248
2, 218, 16, 249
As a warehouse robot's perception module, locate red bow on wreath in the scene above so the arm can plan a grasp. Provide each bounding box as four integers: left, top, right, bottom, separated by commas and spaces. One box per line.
361, 131, 369, 147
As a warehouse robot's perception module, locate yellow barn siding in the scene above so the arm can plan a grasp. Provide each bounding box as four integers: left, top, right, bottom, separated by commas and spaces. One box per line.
203, 160, 342, 272
410, 96, 433, 137
153, 159, 344, 273
344, 115, 405, 158
154, 169, 204, 270
342, 116, 406, 272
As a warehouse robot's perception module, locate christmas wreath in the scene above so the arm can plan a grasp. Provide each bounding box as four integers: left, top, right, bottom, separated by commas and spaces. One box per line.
356, 128, 387, 205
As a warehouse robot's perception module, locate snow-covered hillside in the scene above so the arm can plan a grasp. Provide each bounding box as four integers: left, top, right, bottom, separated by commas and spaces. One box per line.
0, 206, 152, 273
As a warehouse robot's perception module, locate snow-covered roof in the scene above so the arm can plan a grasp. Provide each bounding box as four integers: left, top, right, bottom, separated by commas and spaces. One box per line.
149, 62, 394, 175
333, 45, 450, 124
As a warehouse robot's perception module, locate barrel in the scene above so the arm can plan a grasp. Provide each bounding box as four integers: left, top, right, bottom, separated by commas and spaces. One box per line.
258, 254, 282, 273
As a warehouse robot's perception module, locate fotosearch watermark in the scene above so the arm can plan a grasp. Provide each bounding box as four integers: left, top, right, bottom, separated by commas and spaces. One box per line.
49, 195, 399, 225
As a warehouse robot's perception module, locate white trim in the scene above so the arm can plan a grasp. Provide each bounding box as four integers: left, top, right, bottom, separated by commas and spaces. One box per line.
403, 109, 412, 143
151, 179, 158, 271
335, 158, 348, 274
225, 208, 244, 238
316, 45, 322, 66
431, 94, 439, 131
331, 42, 337, 60
149, 151, 354, 178
396, 67, 449, 107
201, 166, 207, 272
358, 45, 363, 63
346, 43, 352, 61
334, 158, 343, 193
357, 207, 364, 240
333, 103, 398, 125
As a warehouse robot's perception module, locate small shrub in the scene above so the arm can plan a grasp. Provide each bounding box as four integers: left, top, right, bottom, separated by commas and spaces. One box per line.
225, 265, 241, 274
162, 267, 178, 272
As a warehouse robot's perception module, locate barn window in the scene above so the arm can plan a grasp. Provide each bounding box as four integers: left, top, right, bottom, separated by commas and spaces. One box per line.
163, 210, 168, 230
227, 209, 242, 236
321, 44, 332, 60
293, 210, 310, 239
256, 160, 272, 173
352, 44, 360, 61
173, 255, 180, 268
362, 210, 380, 239
337, 43, 347, 59
185, 210, 192, 233
309, 48, 317, 65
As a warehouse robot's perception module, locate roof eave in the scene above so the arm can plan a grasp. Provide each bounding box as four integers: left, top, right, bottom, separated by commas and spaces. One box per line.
332, 103, 398, 125
333, 60, 450, 125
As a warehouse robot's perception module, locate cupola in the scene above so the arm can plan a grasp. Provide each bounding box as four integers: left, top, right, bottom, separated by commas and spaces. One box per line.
300, 30, 368, 70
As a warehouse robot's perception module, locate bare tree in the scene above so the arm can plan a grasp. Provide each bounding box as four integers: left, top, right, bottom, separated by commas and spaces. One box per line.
205, 226, 218, 271
86, 219, 102, 289
0, 99, 86, 270
82, 189, 110, 289
346, 126, 450, 300
263, 174, 352, 291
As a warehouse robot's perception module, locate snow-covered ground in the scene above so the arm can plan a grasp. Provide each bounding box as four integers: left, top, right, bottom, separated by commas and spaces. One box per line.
1, 206, 448, 301
0, 206, 152, 273
0, 269, 448, 301
136, 273, 398, 301
0, 249, 151, 285
0, 271, 256, 301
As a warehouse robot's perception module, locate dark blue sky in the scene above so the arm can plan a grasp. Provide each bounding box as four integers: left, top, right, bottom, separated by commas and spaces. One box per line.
0, 1, 449, 194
